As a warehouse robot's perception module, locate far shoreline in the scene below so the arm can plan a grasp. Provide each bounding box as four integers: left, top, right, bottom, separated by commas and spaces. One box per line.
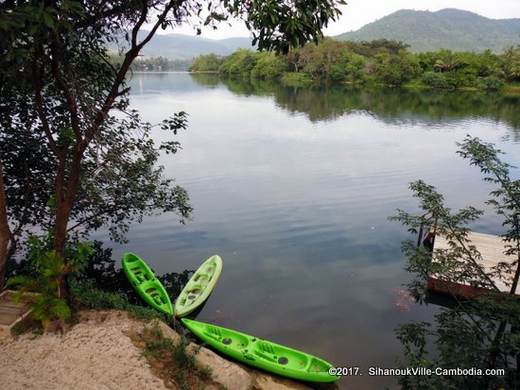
131, 71, 520, 95
132, 71, 219, 74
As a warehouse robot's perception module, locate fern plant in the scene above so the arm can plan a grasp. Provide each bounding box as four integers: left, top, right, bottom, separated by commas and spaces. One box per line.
6, 236, 93, 331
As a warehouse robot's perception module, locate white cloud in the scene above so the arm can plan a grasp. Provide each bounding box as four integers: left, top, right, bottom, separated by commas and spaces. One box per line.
324, 0, 520, 35
153, 0, 520, 39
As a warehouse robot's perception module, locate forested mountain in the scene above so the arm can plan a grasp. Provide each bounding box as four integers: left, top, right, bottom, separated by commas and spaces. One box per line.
336, 9, 520, 52
119, 9, 520, 60
116, 31, 253, 59
142, 33, 253, 59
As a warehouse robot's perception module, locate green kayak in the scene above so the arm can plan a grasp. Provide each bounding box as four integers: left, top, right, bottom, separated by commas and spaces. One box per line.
174, 255, 223, 318
122, 252, 173, 316
181, 318, 339, 383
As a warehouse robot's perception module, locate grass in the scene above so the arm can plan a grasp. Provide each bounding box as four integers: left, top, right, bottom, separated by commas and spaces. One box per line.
70, 279, 166, 321
502, 83, 520, 95
10, 279, 167, 336
132, 323, 213, 390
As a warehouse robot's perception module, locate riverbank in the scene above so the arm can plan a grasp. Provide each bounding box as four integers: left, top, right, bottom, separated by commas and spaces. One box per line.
0, 310, 316, 390
190, 42, 520, 93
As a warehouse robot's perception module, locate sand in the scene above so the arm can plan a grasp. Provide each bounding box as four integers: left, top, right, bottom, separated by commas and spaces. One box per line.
0, 311, 168, 390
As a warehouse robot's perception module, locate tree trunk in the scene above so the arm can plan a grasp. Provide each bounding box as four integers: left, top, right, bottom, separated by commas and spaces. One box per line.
0, 162, 12, 289
52, 151, 82, 298
53, 201, 72, 255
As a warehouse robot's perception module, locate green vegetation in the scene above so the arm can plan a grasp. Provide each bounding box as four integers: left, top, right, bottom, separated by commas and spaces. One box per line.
189, 54, 224, 73
250, 52, 288, 80
391, 136, 520, 389
218, 49, 260, 77
132, 323, 213, 390
4, 234, 193, 329
6, 236, 93, 331
66, 240, 192, 321
194, 39, 520, 91
336, 9, 520, 53
70, 280, 165, 321
7, 235, 193, 328
371, 51, 420, 87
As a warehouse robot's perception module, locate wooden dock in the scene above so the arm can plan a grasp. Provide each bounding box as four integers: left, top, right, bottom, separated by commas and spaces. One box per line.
0, 290, 33, 338
427, 231, 519, 298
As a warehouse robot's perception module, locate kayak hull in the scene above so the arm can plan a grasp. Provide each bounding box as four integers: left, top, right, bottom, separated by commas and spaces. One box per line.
174, 255, 223, 318
122, 252, 173, 316
181, 318, 338, 383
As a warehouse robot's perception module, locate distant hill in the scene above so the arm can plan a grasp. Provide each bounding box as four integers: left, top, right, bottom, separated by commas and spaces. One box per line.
335, 9, 520, 52
120, 32, 254, 60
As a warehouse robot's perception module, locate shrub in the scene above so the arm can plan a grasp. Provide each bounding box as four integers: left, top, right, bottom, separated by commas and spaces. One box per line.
189, 54, 223, 73
480, 76, 504, 91
250, 52, 287, 80
69, 278, 165, 321
219, 49, 258, 77
329, 63, 347, 81
422, 71, 453, 90
373, 53, 421, 87
6, 236, 93, 331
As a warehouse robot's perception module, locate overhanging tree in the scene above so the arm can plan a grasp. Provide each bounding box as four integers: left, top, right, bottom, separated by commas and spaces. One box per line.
0, 0, 345, 290
392, 136, 520, 389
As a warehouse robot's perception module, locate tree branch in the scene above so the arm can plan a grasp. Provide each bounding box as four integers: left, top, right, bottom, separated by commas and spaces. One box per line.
83, 1, 177, 152
0, 161, 12, 287
32, 62, 58, 155
50, 41, 83, 143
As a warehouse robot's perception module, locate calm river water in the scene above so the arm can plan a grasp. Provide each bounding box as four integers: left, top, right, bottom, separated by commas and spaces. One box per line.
107, 73, 520, 389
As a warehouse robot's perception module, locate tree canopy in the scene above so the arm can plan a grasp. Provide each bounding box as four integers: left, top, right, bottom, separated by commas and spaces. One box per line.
192, 39, 520, 91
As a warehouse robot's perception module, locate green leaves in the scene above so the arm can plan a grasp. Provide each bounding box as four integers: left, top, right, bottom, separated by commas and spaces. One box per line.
190, 54, 224, 72
32, 295, 71, 322
6, 255, 70, 325
160, 111, 189, 134
218, 0, 346, 54
5, 236, 93, 327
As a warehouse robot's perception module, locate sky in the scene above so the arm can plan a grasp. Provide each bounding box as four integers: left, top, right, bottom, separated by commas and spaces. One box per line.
155, 0, 520, 39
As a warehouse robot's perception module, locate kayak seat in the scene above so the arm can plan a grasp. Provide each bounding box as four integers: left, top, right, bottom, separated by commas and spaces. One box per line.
193, 274, 209, 283
187, 285, 202, 295
131, 269, 147, 282
255, 342, 308, 370
124, 256, 139, 263
204, 325, 249, 349
141, 281, 158, 291
131, 267, 152, 280
146, 287, 159, 295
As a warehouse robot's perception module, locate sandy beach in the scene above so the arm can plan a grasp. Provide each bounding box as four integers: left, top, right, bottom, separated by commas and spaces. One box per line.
0, 311, 168, 390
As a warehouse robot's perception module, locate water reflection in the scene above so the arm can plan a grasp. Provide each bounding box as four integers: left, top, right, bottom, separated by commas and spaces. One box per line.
192, 74, 520, 133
